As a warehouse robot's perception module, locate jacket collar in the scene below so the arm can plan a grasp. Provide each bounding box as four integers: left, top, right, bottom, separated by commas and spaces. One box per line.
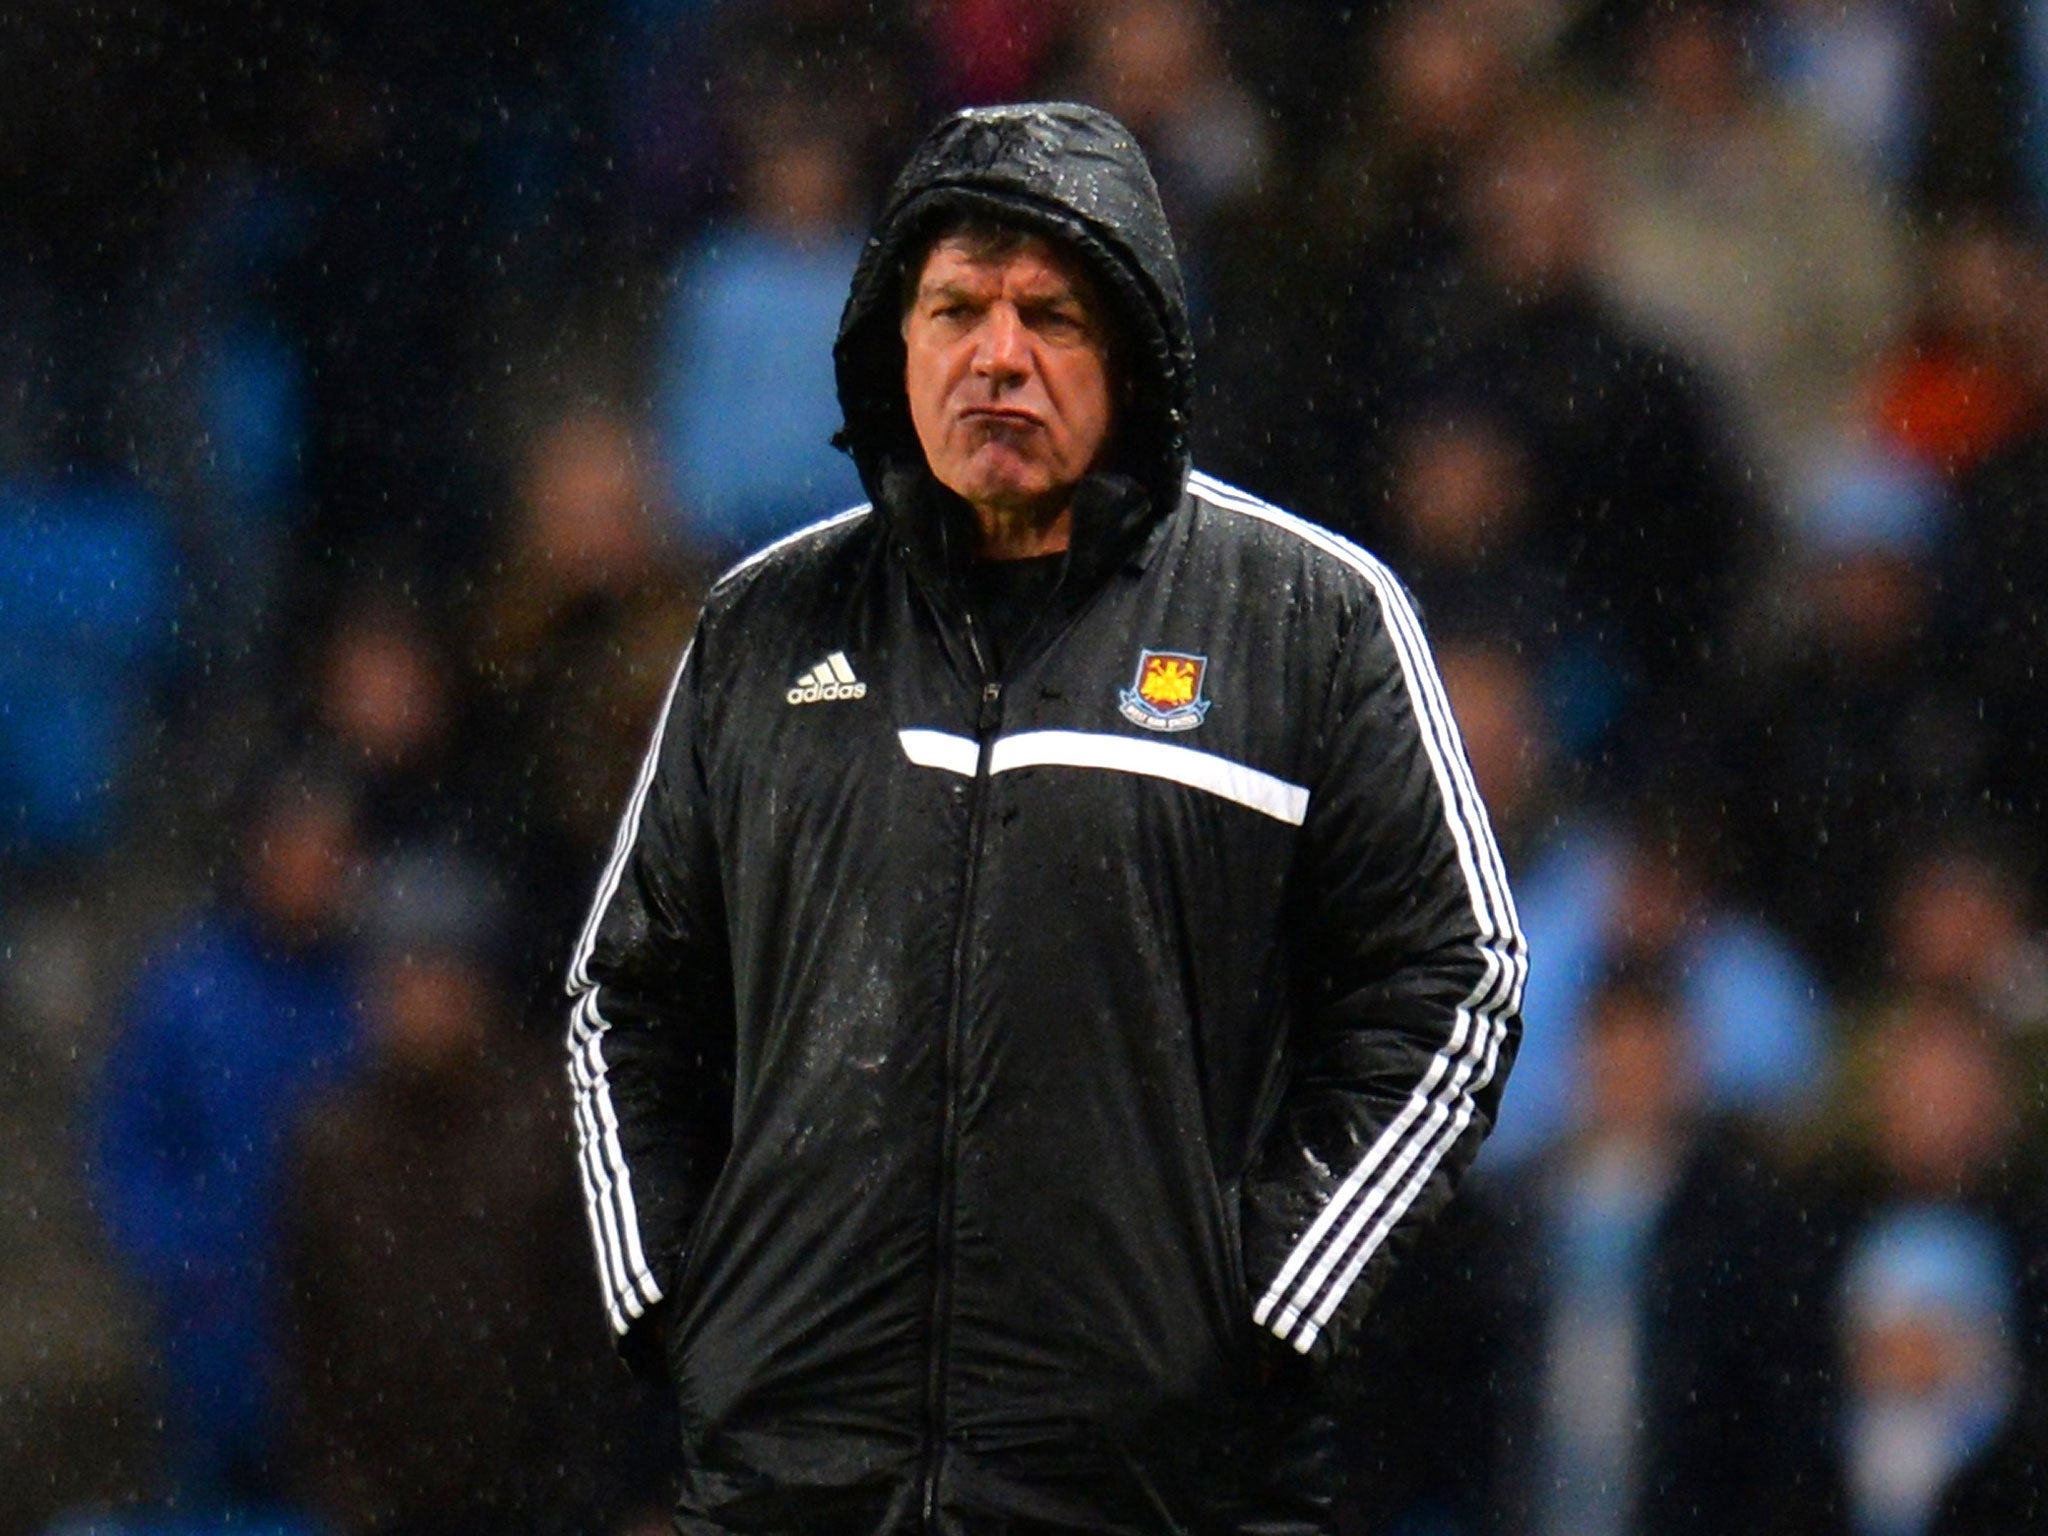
878, 457, 1177, 642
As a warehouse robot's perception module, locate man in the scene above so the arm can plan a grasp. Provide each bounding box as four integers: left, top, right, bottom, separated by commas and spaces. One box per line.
97, 763, 365, 1502
283, 852, 667, 1536
567, 102, 1524, 1535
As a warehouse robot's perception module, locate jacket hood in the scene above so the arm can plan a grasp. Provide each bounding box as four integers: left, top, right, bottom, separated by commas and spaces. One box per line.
833, 102, 1194, 545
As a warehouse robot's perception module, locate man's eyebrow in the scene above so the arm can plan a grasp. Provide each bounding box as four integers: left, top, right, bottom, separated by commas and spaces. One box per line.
1019, 290, 1089, 314
911, 273, 1097, 323
916, 278, 983, 305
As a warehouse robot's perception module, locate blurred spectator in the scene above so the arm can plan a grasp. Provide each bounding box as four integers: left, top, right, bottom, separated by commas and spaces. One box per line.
1439, 633, 1589, 1169
708, 0, 919, 129
1864, 217, 2041, 477
1882, 835, 2048, 1038
1476, 963, 1838, 1535
1399, 103, 1758, 773
1377, 403, 1567, 659
1440, 636, 1827, 1168
1702, 443, 1988, 986
307, 593, 474, 855
275, 36, 504, 589
1853, 995, 2022, 1201
609, 0, 733, 252
1595, 1, 1908, 489
1198, 0, 1524, 517
91, 764, 367, 1506
280, 851, 666, 1535
1340, 0, 1524, 300
1810, 991, 2048, 1390
610, 0, 915, 261
0, 477, 180, 866
1935, 274, 2048, 844
918, 0, 1076, 106
1929, 1384, 2048, 1535
1839, 1207, 2019, 1536
1502, 802, 1831, 1161
1761, 0, 1928, 185
301, 593, 458, 835
1233, 36, 1769, 743
467, 405, 701, 1006
648, 95, 868, 560
1598, 803, 1826, 1106
1, 902, 159, 1532
149, 168, 315, 603
1061, 0, 1270, 250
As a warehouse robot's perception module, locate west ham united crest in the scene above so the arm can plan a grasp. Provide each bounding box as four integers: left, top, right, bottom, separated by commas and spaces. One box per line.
1118, 650, 1212, 732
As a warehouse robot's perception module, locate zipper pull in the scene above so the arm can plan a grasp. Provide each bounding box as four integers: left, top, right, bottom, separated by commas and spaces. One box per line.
977, 680, 1003, 735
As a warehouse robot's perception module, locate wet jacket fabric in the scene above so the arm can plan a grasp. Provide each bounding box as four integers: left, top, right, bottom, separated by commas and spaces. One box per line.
567, 103, 1525, 1536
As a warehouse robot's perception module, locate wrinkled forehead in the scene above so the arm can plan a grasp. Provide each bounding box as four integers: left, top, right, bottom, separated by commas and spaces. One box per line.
900, 218, 1106, 317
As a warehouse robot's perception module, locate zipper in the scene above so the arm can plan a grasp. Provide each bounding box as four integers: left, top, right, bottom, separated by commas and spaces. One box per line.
920, 622, 1003, 1531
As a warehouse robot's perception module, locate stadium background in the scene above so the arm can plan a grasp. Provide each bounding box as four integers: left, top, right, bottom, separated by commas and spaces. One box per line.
3, 0, 2047, 1532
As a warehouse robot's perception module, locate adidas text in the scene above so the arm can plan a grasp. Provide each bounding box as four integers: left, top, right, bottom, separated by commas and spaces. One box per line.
787, 651, 867, 705
788, 679, 867, 704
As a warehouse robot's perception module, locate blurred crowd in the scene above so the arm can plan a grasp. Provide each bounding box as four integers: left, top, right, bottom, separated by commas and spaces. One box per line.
3, 0, 2047, 1533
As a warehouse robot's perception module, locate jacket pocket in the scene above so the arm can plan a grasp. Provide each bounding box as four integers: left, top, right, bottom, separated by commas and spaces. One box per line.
661, 1197, 727, 1402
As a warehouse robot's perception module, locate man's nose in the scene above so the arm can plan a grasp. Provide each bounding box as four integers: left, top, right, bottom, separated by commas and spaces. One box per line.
972, 304, 1028, 381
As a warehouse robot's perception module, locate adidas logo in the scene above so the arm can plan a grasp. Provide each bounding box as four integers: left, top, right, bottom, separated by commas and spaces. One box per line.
786, 651, 868, 705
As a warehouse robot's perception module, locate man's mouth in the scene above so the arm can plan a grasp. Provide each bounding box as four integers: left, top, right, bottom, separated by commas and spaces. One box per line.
961, 406, 1041, 428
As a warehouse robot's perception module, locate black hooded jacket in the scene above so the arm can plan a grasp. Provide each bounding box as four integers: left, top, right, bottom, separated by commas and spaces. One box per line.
568, 103, 1525, 1536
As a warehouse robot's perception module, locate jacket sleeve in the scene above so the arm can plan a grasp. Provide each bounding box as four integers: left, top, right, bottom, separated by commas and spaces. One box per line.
1241, 571, 1526, 1364
565, 630, 736, 1359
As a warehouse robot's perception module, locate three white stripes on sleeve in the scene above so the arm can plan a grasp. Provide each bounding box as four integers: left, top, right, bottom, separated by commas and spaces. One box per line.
563, 507, 873, 1336
1189, 474, 1526, 1355
565, 641, 695, 1335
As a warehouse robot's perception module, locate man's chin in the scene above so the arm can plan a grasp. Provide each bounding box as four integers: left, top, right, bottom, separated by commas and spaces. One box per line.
944, 466, 1069, 521
964, 489, 1071, 528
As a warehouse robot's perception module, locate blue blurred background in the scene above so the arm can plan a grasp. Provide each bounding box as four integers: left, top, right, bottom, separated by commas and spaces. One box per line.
4, 2, 2048, 1533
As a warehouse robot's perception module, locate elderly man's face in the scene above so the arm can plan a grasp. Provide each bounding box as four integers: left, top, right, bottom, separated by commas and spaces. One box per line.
903, 232, 1114, 531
